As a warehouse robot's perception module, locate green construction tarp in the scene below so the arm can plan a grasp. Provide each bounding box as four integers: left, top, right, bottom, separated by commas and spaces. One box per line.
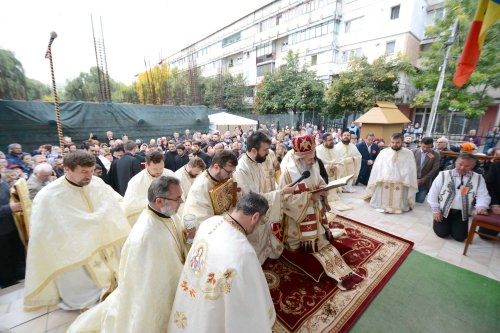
0, 100, 210, 151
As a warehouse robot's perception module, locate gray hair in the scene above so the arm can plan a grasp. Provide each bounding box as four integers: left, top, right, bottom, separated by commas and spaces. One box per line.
457, 152, 478, 165
438, 136, 449, 144
34, 162, 53, 175
148, 176, 180, 203
235, 192, 269, 216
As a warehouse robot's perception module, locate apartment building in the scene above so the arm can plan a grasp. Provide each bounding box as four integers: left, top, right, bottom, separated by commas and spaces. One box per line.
164, 0, 499, 135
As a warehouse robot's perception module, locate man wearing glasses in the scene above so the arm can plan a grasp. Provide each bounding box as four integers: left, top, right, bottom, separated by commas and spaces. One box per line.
182, 151, 239, 227
68, 176, 188, 333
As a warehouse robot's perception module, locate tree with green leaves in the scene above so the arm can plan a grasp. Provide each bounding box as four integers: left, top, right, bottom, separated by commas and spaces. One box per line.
0, 48, 27, 99
323, 54, 413, 120
255, 51, 325, 114
63, 66, 104, 102
64, 66, 138, 103
411, 0, 499, 132
26, 78, 52, 100
202, 73, 249, 112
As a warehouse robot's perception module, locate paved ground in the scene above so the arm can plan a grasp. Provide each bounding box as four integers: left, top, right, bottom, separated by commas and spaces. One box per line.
1, 184, 498, 332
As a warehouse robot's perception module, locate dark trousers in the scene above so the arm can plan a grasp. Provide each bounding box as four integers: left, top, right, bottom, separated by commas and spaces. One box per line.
433, 209, 468, 242
0, 230, 25, 288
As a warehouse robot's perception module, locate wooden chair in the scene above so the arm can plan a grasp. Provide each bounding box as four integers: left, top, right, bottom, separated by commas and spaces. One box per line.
463, 213, 500, 255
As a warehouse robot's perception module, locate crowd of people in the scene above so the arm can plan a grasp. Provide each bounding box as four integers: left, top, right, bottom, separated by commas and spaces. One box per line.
0, 121, 499, 332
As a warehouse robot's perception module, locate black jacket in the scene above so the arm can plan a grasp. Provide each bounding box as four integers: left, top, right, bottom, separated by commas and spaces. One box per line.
192, 151, 210, 167
0, 179, 16, 235
356, 142, 380, 185
109, 152, 142, 195
174, 153, 189, 172
164, 151, 178, 171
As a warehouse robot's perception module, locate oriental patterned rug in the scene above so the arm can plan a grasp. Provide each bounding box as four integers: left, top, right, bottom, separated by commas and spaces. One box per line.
263, 214, 413, 333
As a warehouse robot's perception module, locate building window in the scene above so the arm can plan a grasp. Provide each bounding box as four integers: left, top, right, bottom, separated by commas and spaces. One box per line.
257, 63, 274, 77
276, 14, 282, 25
345, 20, 351, 33
420, 43, 432, 53
311, 54, 317, 66
281, 41, 288, 51
385, 41, 395, 54
390, 5, 400, 20
332, 49, 339, 63
341, 48, 362, 63
344, 16, 363, 33
426, 7, 446, 25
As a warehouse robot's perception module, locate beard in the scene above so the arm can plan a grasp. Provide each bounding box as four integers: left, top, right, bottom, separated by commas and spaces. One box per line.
161, 204, 177, 216
391, 146, 402, 151
296, 159, 312, 172
255, 153, 267, 163
341, 139, 350, 145
325, 143, 334, 149
188, 172, 198, 178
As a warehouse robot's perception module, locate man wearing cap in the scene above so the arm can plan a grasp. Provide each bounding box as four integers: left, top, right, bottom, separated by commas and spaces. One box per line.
277, 134, 364, 290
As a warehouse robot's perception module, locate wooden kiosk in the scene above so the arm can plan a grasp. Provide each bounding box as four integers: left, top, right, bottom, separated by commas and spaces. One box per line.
355, 101, 410, 144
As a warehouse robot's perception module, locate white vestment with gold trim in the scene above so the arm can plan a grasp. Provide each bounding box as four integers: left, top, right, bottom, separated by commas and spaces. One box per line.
168, 215, 275, 333
233, 154, 283, 264
333, 142, 362, 184
365, 147, 418, 213
182, 170, 220, 228
174, 166, 199, 216
123, 168, 175, 226
67, 209, 187, 333
278, 151, 359, 285
24, 177, 130, 311
316, 144, 353, 211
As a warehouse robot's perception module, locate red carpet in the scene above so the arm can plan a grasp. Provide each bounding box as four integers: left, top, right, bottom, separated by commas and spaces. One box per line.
263, 214, 413, 333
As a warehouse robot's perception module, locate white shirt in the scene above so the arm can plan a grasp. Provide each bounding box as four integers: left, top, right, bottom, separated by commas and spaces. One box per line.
427, 170, 490, 212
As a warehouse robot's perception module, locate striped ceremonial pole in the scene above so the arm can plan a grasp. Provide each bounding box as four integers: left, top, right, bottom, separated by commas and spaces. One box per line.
45, 31, 64, 155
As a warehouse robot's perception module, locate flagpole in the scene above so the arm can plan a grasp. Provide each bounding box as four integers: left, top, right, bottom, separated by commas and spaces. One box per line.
425, 18, 459, 138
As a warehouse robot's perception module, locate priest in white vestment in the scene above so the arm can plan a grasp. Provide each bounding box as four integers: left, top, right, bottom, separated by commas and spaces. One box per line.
123, 151, 175, 226
278, 135, 364, 290
334, 131, 362, 192
168, 192, 275, 333
68, 176, 188, 333
24, 151, 130, 311
182, 150, 239, 227
261, 149, 280, 191
365, 133, 418, 214
316, 133, 352, 211
174, 157, 206, 215
233, 131, 295, 264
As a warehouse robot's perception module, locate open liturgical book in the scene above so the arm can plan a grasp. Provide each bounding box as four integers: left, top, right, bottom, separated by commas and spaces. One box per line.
309, 174, 354, 193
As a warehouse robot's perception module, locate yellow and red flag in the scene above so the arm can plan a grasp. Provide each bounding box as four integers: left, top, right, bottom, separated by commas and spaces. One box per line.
453, 0, 500, 87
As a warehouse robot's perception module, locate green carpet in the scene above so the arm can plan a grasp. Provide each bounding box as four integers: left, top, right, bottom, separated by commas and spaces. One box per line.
350, 251, 500, 333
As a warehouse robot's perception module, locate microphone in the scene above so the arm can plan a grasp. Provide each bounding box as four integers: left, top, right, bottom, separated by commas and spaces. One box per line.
290, 170, 311, 187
